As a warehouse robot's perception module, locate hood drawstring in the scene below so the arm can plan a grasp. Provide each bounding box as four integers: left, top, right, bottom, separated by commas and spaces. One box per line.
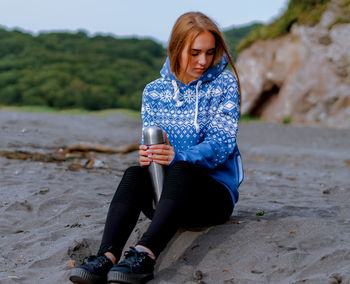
171, 79, 202, 132
172, 80, 183, 107
194, 80, 202, 132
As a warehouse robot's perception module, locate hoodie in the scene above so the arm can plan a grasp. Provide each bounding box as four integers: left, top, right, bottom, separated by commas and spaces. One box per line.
141, 55, 244, 207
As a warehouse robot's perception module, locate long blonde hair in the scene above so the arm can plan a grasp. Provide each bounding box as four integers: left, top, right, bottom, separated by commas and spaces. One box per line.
168, 12, 241, 97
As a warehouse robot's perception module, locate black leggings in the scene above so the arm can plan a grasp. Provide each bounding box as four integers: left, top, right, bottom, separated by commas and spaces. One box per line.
98, 161, 233, 260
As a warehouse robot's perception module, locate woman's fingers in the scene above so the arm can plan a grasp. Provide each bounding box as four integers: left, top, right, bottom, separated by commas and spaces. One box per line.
149, 144, 170, 150
151, 159, 171, 165
139, 155, 151, 166
139, 145, 152, 166
140, 155, 151, 161
139, 149, 147, 155
151, 154, 170, 161
164, 132, 171, 146
139, 145, 148, 155
139, 143, 175, 166
151, 155, 173, 165
148, 148, 171, 155
139, 150, 149, 162
150, 146, 175, 165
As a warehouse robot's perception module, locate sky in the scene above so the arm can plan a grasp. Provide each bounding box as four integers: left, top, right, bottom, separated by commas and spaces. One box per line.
0, 0, 289, 44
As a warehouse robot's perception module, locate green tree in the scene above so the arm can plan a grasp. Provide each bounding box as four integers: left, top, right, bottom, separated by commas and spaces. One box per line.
0, 27, 166, 110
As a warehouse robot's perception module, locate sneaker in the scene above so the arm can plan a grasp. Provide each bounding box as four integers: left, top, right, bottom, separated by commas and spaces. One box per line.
107, 247, 155, 284
69, 255, 113, 284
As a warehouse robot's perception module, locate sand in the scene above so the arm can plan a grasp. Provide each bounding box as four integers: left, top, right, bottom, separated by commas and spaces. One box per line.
0, 110, 349, 284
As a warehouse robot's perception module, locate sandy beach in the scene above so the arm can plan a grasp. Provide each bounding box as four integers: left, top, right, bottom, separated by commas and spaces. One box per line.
0, 110, 349, 284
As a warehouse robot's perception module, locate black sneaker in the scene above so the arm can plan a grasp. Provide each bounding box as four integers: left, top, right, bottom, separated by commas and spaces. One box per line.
107, 247, 155, 284
69, 255, 113, 284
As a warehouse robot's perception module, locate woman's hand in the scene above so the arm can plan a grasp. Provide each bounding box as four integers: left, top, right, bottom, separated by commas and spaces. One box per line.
139, 132, 175, 166
139, 144, 152, 167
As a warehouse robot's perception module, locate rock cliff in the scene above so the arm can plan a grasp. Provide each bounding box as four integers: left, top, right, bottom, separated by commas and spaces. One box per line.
237, 0, 350, 128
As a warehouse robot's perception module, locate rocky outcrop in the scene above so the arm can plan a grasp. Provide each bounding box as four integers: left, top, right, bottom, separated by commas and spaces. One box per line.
237, 0, 350, 128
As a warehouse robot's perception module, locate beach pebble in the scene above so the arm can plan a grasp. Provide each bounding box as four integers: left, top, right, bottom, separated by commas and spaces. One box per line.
329, 273, 342, 284
35, 188, 50, 195
193, 270, 203, 280
251, 269, 263, 274
69, 259, 76, 268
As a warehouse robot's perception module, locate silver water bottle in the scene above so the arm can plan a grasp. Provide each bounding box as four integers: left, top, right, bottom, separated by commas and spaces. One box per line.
143, 126, 166, 207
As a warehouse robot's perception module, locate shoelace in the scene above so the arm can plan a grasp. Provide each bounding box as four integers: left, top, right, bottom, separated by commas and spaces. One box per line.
122, 248, 148, 269
84, 255, 98, 264
83, 255, 111, 269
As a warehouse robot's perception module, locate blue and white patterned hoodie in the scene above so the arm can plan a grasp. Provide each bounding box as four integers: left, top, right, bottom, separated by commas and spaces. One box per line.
141, 55, 244, 206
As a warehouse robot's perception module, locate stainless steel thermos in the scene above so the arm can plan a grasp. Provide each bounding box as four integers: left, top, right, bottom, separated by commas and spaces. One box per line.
143, 126, 166, 207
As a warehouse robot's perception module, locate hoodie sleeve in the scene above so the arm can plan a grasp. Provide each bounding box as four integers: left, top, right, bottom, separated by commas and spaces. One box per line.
172, 72, 240, 169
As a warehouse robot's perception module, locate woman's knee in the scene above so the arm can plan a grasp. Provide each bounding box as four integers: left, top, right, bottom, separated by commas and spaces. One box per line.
123, 166, 145, 178
169, 161, 194, 170
111, 166, 151, 204
166, 161, 197, 179
161, 161, 198, 200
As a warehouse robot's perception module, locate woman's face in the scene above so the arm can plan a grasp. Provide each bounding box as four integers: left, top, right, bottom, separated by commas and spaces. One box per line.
179, 30, 216, 84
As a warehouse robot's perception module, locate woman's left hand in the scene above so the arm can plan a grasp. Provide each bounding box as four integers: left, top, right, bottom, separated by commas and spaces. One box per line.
147, 132, 175, 166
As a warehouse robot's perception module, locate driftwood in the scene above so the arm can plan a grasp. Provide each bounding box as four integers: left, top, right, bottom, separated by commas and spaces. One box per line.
0, 150, 67, 162
0, 142, 140, 163
62, 142, 140, 154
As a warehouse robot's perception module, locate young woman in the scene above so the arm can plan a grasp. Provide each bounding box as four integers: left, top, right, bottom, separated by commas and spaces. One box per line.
69, 11, 243, 284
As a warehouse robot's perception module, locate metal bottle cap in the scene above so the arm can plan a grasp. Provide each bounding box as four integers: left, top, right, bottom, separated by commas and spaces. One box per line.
143, 126, 165, 145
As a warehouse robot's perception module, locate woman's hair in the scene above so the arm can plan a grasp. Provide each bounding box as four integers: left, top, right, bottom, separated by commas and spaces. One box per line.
168, 11, 241, 95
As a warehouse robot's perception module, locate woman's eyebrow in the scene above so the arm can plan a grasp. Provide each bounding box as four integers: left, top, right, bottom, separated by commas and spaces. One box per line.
191, 48, 215, 52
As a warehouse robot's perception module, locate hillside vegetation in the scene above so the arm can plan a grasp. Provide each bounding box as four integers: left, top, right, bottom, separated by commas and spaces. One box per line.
0, 29, 165, 110
237, 0, 331, 52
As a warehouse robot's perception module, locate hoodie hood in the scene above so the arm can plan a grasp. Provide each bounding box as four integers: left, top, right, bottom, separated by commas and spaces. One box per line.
160, 54, 229, 85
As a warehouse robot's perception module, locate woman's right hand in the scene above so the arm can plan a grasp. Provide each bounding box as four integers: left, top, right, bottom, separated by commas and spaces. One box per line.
139, 145, 152, 167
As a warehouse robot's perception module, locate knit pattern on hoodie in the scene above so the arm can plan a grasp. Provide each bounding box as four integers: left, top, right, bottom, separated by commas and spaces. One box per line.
141, 55, 243, 206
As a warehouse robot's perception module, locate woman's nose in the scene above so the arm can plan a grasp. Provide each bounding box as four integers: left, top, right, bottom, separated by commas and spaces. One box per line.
198, 54, 207, 65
